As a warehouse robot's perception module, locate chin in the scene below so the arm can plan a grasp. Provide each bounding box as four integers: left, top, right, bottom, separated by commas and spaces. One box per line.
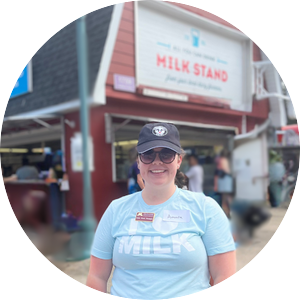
151, 179, 174, 188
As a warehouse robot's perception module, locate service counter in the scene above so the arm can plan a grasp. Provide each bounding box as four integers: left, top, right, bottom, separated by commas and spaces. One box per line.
4, 180, 63, 229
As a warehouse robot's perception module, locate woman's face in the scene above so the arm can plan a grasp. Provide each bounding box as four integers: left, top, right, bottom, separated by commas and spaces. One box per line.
137, 147, 182, 189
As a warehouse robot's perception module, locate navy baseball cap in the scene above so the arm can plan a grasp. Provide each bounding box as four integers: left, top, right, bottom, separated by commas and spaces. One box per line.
136, 122, 182, 154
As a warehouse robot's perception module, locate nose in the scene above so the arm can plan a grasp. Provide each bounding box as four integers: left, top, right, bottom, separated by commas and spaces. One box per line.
152, 152, 162, 164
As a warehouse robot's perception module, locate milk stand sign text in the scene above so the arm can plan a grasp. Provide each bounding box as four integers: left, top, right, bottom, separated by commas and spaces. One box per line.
136, 2, 252, 111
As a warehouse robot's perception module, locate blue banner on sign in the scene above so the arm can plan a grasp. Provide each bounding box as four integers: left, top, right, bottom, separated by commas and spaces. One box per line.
10, 64, 32, 99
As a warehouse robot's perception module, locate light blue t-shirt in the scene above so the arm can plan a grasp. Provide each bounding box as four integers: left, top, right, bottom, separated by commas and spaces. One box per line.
91, 186, 235, 299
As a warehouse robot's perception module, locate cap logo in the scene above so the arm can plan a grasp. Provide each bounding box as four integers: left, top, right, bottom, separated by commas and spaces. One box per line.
152, 126, 168, 137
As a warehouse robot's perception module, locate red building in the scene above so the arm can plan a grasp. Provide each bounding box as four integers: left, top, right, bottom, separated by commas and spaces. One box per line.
3, 1, 275, 222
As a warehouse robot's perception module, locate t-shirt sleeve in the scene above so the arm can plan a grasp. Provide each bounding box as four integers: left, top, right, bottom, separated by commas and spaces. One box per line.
201, 197, 235, 256
91, 203, 115, 260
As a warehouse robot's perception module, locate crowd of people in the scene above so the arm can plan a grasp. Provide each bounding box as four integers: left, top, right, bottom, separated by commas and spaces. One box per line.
3, 150, 64, 183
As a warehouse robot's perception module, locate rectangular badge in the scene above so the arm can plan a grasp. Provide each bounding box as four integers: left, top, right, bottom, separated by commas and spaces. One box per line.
135, 212, 155, 222
163, 210, 191, 223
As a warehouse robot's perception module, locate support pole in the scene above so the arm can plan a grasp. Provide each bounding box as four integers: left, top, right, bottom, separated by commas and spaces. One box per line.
64, 15, 97, 261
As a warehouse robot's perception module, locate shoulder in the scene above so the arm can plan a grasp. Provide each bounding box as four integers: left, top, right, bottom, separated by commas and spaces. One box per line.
16, 166, 27, 175
177, 190, 224, 231
101, 192, 141, 226
177, 188, 207, 207
203, 196, 221, 210
16, 166, 25, 172
178, 189, 221, 213
109, 191, 141, 212
203, 196, 226, 220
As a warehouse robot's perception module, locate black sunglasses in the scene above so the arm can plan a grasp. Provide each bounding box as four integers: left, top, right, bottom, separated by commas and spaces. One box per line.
139, 148, 178, 164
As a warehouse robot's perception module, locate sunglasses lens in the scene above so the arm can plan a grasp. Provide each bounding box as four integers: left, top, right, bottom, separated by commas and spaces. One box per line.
140, 150, 155, 164
140, 149, 177, 164
160, 149, 176, 164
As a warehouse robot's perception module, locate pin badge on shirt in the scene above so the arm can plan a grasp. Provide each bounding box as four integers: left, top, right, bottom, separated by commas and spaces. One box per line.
135, 212, 155, 222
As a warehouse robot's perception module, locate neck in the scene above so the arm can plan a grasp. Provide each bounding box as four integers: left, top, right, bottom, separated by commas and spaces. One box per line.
142, 184, 176, 205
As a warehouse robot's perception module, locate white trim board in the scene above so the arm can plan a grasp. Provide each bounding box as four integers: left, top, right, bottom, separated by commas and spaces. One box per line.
92, 2, 124, 104
3, 98, 82, 121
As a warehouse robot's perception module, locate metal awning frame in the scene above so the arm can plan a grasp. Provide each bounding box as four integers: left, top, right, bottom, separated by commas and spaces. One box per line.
253, 61, 291, 101
2, 113, 76, 135
105, 113, 239, 144
2, 114, 60, 132
234, 118, 270, 142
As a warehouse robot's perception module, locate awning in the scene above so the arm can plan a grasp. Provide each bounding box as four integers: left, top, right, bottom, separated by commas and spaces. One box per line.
105, 113, 238, 144
1, 114, 63, 148
281, 124, 299, 135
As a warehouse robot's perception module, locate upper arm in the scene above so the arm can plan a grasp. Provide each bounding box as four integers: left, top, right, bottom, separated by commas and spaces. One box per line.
200, 198, 236, 282
208, 251, 236, 282
201, 198, 235, 256
3, 174, 17, 183
91, 203, 115, 259
86, 256, 113, 292
88, 203, 115, 291
220, 157, 230, 173
88, 255, 113, 281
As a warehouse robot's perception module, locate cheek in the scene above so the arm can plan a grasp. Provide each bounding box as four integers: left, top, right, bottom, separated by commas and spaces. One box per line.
176, 156, 182, 169
137, 159, 143, 173
170, 163, 179, 176
138, 164, 147, 177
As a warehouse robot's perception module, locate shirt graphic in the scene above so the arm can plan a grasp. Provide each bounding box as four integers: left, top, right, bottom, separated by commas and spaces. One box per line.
91, 187, 235, 299
118, 217, 195, 255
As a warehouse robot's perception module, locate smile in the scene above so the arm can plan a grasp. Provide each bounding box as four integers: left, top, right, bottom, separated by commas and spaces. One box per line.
150, 170, 166, 173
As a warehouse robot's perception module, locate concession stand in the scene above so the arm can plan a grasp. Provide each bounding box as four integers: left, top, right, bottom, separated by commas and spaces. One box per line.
3, 1, 276, 222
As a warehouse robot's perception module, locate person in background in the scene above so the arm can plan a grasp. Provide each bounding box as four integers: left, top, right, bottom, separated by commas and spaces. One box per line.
3, 157, 39, 182
2, 159, 46, 231
214, 149, 233, 218
127, 148, 145, 194
52, 150, 64, 180
185, 154, 204, 193
87, 122, 236, 299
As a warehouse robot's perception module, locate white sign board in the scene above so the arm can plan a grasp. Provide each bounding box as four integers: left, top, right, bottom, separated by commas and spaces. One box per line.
71, 133, 94, 172
136, 2, 252, 111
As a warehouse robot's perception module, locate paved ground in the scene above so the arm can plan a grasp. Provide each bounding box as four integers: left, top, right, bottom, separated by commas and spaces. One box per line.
44, 206, 287, 291
235, 206, 286, 271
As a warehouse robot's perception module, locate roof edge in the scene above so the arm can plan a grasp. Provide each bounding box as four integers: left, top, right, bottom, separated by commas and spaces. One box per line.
92, 2, 124, 105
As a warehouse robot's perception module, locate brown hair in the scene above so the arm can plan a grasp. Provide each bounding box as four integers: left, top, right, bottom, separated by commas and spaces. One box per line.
175, 169, 189, 189
175, 150, 188, 189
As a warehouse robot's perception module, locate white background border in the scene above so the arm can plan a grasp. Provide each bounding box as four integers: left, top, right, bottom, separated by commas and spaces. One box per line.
1, 1, 299, 300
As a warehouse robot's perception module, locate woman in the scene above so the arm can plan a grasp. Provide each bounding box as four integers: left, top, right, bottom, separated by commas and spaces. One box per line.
87, 122, 236, 299
214, 149, 233, 218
